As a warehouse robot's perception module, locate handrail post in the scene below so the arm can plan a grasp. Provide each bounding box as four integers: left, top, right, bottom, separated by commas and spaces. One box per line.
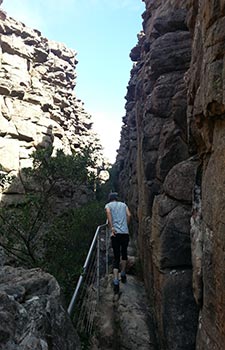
106, 226, 109, 275
97, 232, 100, 302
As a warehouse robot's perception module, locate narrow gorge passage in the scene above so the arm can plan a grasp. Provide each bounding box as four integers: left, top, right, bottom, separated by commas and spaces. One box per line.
0, 0, 225, 349
92, 274, 156, 350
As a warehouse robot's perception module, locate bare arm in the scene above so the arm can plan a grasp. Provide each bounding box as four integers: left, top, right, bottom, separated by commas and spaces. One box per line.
126, 207, 131, 225
105, 207, 116, 236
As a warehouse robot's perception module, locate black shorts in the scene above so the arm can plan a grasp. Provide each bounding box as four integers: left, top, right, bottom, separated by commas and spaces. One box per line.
111, 234, 129, 269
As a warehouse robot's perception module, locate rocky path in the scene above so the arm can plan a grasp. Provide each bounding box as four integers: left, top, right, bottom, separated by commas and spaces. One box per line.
91, 273, 157, 350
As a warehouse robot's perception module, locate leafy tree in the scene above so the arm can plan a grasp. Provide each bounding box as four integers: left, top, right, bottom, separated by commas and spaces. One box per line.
0, 145, 110, 308
0, 146, 99, 267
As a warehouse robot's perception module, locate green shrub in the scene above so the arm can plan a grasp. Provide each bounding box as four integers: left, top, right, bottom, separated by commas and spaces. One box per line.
0, 146, 109, 305
44, 200, 106, 303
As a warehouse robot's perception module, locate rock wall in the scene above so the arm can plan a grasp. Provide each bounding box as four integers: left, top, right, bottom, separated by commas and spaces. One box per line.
117, 1, 198, 349
0, 8, 103, 206
187, 0, 225, 348
117, 0, 225, 349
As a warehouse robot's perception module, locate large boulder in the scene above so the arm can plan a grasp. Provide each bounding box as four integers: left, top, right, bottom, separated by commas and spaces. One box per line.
0, 266, 81, 350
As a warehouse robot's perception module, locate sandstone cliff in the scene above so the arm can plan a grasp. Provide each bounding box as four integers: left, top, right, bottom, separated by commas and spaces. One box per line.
0, 5, 104, 349
187, 0, 225, 348
117, 0, 225, 349
0, 9, 103, 207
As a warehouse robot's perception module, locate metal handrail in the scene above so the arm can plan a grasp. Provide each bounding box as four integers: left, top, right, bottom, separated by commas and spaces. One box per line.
67, 222, 108, 316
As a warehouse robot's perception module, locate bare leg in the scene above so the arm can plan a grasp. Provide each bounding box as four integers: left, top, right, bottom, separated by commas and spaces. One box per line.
121, 260, 126, 275
113, 268, 119, 281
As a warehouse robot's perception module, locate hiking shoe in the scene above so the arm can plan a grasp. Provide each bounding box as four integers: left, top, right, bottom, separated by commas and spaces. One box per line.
121, 274, 127, 283
113, 282, 119, 294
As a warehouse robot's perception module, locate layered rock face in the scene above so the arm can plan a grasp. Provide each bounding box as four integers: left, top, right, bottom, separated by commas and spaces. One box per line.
0, 9, 103, 206
117, 0, 225, 349
187, 1, 225, 348
117, 1, 198, 349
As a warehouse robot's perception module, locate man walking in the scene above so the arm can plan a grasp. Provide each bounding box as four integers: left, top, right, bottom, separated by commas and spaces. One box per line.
105, 192, 131, 294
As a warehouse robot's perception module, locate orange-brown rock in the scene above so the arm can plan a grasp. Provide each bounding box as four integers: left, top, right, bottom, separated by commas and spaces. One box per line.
187, 1, 225, 348
117, 0, 225, 349
117, 0, 199, 349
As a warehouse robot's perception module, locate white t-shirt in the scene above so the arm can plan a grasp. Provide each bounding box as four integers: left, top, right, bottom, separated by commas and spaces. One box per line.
105, 201, 129, 234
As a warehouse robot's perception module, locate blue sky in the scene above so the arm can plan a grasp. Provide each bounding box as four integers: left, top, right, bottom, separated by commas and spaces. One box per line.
1, 0, 145, 162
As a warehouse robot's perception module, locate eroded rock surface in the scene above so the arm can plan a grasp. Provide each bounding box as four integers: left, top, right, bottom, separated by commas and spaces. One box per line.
117, 1, 198, 349
117, 0, 225, 349
0, 266, 80, 350
0, 9, 103, 206
187, 1, 225, 348
92, 274, 156, 350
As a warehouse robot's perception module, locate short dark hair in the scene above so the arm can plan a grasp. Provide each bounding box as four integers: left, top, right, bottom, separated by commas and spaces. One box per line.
108, 192, 118, 201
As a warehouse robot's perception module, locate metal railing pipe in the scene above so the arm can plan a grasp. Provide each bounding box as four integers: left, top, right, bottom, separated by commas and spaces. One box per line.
67, 222, 108, 316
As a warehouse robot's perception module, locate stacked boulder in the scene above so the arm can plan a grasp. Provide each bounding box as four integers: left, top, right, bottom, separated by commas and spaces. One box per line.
0, 8, 103, 205
117, 1, 198, 349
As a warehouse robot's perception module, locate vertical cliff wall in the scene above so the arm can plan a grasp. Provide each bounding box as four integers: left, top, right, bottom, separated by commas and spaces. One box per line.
117, 0, 225, 349
0, 9, 103, 206
187, 1, 225, 348
117, 1, 198, 349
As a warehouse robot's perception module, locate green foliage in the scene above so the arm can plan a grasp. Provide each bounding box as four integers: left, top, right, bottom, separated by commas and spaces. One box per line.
0, 146, 100, 267
0, 193, 48, 266
0, 145, 109, 312
24, 146, 97, 192
0, 166, 15, 187
96, 163, 119, 202
44, 200, 106, 303
0, 171, 7, 186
